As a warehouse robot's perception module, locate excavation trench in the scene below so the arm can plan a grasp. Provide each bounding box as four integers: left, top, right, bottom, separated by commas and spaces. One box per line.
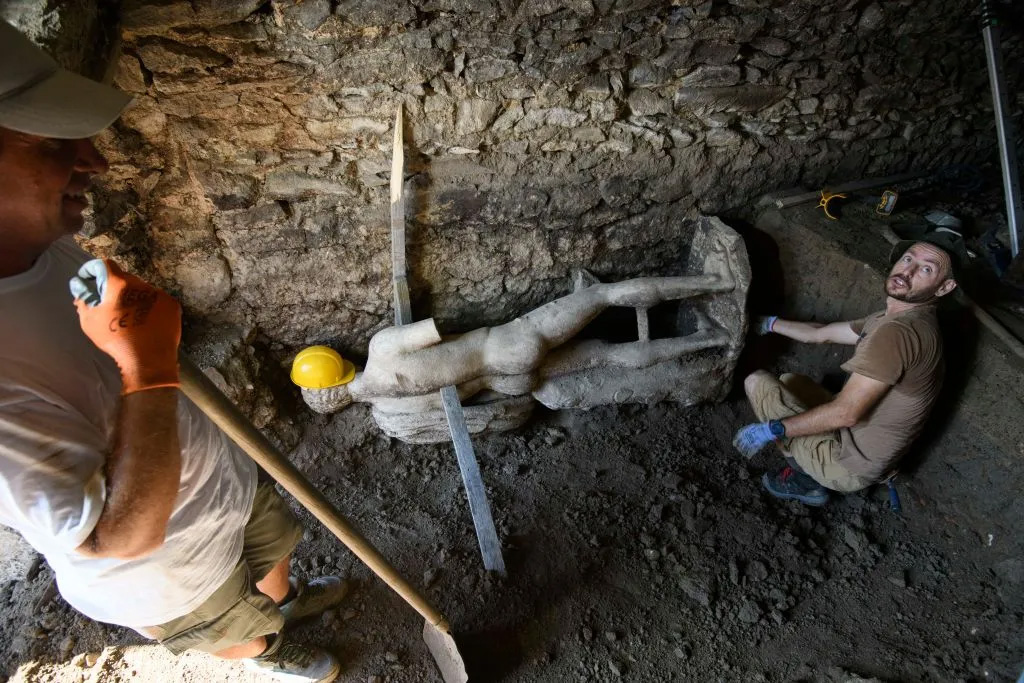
3, 205, 1022, 682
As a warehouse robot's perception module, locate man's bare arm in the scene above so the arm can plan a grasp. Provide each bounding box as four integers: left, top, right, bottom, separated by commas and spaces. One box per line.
781, 372, 890, 437
771, 319, 860, 345
76, 388, 180, 560
71, 259, 185, 561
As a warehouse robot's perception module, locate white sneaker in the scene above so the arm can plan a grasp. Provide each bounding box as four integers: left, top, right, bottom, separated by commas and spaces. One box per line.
243, 638, 341, 683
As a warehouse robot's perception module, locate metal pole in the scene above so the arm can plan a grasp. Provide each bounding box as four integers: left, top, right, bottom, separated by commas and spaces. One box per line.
982, 0, 1023, 257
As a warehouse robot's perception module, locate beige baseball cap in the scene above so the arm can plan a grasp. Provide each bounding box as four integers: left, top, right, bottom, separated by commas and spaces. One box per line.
0, 20, 132, 139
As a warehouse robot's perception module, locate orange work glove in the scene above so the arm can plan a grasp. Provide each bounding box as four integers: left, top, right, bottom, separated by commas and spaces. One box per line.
70, 259, 182, 394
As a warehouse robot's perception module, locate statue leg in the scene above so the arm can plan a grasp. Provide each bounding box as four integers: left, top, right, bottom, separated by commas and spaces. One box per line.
538, 324, 730, 379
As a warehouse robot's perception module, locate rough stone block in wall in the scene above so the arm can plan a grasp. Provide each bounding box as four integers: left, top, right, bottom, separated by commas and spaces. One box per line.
52, 0, 1022, 362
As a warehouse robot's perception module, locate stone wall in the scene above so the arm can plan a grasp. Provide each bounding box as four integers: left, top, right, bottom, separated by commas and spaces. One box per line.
70, 0, 1022, 359
1, 0, 120, 80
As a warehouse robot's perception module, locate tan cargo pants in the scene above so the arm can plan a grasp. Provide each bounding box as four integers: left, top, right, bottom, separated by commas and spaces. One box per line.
746, 371, 872, 493
137, 482, 303, 655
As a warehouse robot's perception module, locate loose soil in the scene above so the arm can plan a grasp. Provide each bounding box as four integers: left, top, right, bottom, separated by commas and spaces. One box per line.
2, 385, 1021, 682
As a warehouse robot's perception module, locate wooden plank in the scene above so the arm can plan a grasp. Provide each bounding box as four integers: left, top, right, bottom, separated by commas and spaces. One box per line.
391, 107, 411, 326
389, 105, 505, 573
440, 385, 506, 574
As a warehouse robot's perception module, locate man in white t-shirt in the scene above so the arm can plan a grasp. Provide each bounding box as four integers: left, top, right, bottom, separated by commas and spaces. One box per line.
0, 21, 347, 682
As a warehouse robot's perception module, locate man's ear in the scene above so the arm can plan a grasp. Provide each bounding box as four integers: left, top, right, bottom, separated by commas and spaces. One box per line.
935, 278, 958, 298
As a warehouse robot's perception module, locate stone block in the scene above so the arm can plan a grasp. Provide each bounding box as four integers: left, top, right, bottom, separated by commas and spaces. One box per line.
627, 89, 671, 116
680, 65, 742, 88
549, 183, 603, 215
749, 37, 791, 57
120, 2, 199, 32
627, 64, 671, 89
599, 175, 638, 208
173, 253, 232, 313
518, 0, 596, 19
284, 0, 332, 30
547, 107, 589, 128
692, 41, 740, 66
114, 54, 147, 93
137, 39, 230, 75
673, 85, 787, 113
491, 101, 525, 131
335, 0, 417, 26
857, 3, 884, 32
161, 91, 240, 119
264, 170, 355, 199
705, 129, 743, 148
797, 97, 819, 115
120, 102, 167, 139
465, 56, 518, 83
579, 73, 611, 99
455, 99, 500, 135
305, 118, 390, 139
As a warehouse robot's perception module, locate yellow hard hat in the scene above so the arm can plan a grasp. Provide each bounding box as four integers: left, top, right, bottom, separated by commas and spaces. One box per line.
290, 345, 355, 389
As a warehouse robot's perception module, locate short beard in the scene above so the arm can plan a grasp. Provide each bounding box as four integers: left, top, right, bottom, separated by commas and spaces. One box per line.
885, 281, 935, 304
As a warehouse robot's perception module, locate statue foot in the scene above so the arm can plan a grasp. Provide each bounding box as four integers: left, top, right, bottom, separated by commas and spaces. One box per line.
572, 268, 601, 291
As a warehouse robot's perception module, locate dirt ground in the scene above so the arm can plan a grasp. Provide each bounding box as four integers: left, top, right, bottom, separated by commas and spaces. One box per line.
2, 377, 1022, 682
3, 187, 1023, 682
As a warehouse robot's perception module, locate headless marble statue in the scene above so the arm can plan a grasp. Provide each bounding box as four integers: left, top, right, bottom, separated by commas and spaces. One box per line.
302, 216, 750, 442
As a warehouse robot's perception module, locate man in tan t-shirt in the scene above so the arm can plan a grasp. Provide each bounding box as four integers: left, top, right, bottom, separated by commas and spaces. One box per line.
731, 231, 966, 506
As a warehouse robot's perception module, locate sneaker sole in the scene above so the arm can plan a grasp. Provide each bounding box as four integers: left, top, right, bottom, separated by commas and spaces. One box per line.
761, 473, 829, 506
242, 655, 341, 683
318, 658, 342, 683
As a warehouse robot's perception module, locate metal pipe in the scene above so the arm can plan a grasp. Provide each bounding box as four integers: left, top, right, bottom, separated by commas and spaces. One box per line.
982, 0, 1023, 257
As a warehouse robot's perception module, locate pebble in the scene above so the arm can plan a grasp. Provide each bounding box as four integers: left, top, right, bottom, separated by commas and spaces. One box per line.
543, 427, 566, 446
423, 567, 440, 587
746, 560, 769, 582
608, 661, 623, 676
367, 677, 383, 683
38, 613, 60, 629
84, 652, 100, 667
884, 573, 909, 589
342, 608, 359, 620
60, 635, 77, 658
737, 600, 762, 624
384, 651, 399, 663
581, 626, 593, 642
604, 630, 618, 642
678, 576, 713, 607
842, 525, 870, 555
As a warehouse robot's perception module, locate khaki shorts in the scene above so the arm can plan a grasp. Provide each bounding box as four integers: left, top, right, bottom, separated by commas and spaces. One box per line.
747, 372, 872, 493
139, 482, 304, 655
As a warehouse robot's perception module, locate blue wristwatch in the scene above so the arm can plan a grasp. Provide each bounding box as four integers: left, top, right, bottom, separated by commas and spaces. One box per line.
768, 419, 786, 438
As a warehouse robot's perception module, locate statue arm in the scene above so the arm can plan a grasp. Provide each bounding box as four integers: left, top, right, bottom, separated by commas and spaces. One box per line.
368, 318, 443, 358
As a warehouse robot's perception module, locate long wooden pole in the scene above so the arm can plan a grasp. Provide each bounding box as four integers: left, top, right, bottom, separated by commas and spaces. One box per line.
177, 356, 450, 631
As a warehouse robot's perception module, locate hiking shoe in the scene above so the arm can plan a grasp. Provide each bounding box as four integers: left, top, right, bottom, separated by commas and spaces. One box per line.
762, 466, 830, 507
244, 638, 341, 683
280, 576, 350, 623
